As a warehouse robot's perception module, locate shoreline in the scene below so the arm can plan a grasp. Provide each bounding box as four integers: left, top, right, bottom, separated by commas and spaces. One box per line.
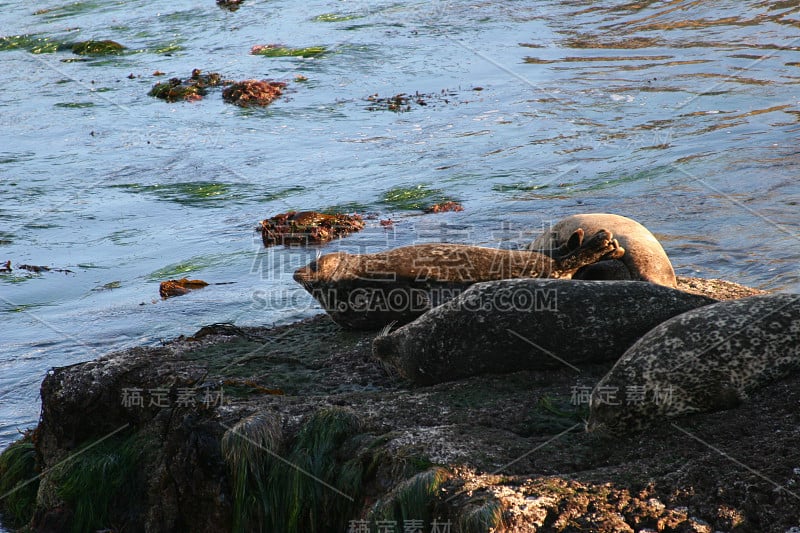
4, 276, 797, 532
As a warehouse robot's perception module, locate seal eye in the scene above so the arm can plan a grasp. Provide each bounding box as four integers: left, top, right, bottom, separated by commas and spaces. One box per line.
309, 261, 318, 273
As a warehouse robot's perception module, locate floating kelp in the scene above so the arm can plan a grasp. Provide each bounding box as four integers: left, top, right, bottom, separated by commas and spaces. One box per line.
424, 201, 464, 213
0, 34, 62, 54
0, 262, 74, 274
259, 211, 364, 247
71, 40, 125, 55
149, 69, 228, 102
159, 278, 209, 298
312, 13, 364, 23
381, 184, 450, 211
222, 80, 286, 107
365, 89, 462, 112
250, 44, 327, 58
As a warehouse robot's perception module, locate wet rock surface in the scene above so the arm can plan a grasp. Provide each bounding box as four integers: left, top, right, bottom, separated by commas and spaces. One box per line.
3, 277, 799, 532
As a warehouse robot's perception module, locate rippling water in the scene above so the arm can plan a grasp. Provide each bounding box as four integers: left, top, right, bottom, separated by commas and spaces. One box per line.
1, 0, 799, 475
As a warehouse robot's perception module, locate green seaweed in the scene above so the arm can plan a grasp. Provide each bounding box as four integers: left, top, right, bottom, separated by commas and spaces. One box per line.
492, 182, 549, 193
222, 407, 366, 532
151, 41, 183, 54
457, 498, 506, 532
111, 181, 305, 205
368, 467, 451, 529
252, 45, 327, 58
0, 433, 39, 528
34, 1, 101, 19
322, 201, 370, 214
54, 102, 95, 108
381, 184, 453, 211
0, 34, 62, 54
222, 412, 283, 531
147, 252, 237, 280
313, 13, 364, 23
111, 181, 231, 205
71, 40, 125, 55
49, 432, 144, 533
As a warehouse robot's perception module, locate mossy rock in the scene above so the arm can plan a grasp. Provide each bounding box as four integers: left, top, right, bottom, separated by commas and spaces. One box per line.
148, 69, 227, 102
71, 40, 125, 55
149, 79, 207, 102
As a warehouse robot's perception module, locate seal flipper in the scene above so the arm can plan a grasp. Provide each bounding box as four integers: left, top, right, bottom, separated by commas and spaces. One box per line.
552, 229, 625, 278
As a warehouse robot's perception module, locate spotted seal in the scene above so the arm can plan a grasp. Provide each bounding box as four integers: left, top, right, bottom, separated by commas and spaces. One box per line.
529, 213, 676, 287
295, 229, 623, 329
372, 279, 715, 385
588, 293, 800, 432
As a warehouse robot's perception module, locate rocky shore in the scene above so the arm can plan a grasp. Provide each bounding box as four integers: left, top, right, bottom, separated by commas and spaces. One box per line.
3, 277, 800, 532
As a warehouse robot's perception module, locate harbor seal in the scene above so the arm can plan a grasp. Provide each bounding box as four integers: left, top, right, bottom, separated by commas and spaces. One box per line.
588, 294, 800, 433
529, 213, 677, 287
372, 279, 715, 385
295, 229, 623, 329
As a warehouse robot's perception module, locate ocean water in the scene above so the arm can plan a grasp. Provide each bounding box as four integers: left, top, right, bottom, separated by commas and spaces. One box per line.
1, 0, 799, 500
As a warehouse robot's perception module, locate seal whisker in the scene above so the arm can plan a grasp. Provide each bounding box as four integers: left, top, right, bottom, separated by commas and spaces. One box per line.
377, 321, 397, 338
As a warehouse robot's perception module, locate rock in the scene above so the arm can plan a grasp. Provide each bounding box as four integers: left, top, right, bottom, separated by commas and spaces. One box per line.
6, 295, 800, 532
373, 279, 715, 385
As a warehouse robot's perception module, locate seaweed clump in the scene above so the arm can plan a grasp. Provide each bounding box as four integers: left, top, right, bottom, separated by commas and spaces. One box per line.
149, 68, 227, 102
0, 432, 39, 528
217, 0, 244, 11
259, 211, 364, 247
71, 40, 125, 55
250, 44, 327, 58
425, 201, 464, 214
222, 408, 365, 532
222, 80, 286, 107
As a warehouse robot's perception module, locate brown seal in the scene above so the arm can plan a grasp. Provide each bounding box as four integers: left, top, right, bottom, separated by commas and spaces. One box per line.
529, 213, 676, 287
294, 229, 624, 329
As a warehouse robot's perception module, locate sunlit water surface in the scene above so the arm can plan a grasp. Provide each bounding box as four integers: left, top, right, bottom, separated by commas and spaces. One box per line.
1, 0, 799, 499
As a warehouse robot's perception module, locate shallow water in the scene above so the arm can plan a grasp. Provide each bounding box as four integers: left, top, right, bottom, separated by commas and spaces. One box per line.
1, 0, 799, 493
